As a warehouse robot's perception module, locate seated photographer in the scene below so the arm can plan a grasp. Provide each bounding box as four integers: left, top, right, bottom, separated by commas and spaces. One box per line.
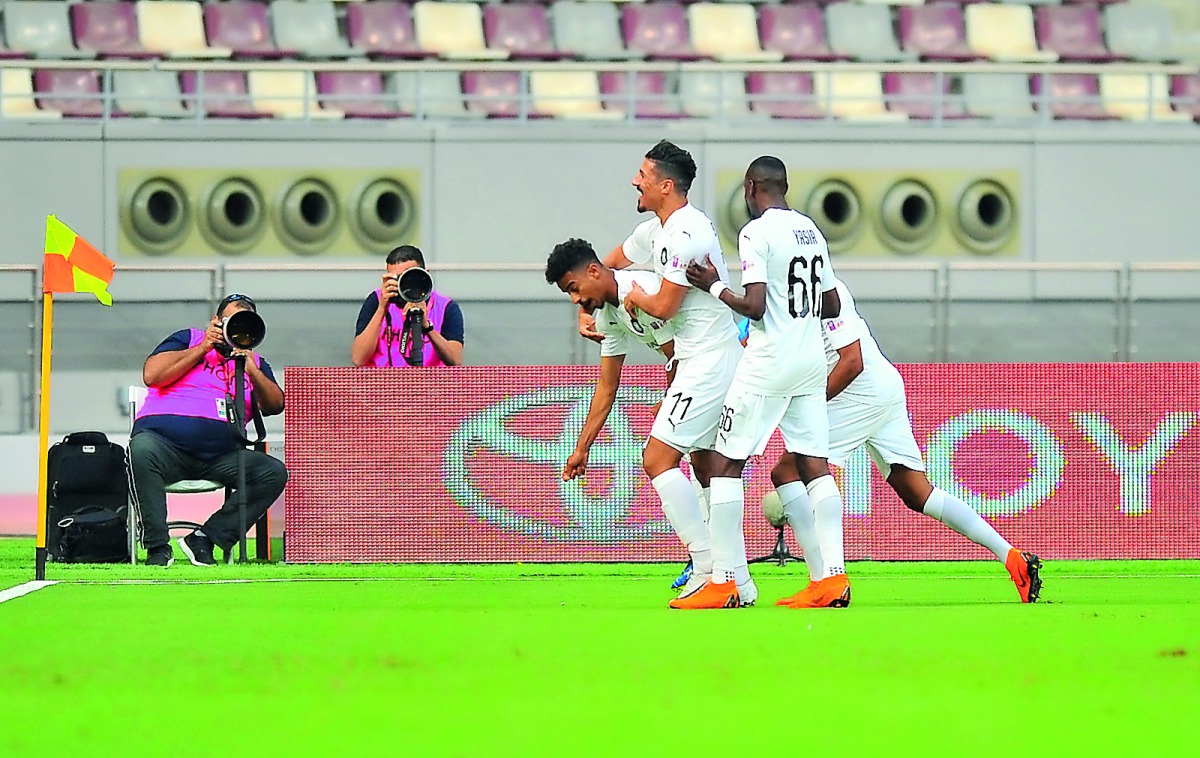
351, 245, 464, 367
129, 294, 288, 567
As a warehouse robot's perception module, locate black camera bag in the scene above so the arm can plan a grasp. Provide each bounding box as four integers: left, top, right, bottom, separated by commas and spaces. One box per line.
46, 431, 130, 563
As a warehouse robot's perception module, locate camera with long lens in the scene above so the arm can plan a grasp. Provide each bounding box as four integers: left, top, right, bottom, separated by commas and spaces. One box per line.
394, 267, 433, 365
217, 309, 267, 356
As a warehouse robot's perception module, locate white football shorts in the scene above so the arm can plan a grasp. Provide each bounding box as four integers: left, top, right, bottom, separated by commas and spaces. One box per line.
649, 343, 741, 453
715, 382, 829, 460
827, 394, 925, 476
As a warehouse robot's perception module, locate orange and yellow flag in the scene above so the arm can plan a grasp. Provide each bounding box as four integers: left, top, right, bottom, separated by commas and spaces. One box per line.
42, 215, 115, 306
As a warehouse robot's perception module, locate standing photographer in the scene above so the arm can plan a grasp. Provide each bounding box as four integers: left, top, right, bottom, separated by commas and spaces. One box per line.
351, 245, 465, 367
129, 293, 287, 567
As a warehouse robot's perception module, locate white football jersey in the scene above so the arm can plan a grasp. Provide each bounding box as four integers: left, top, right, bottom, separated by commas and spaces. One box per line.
737, 207, 837, 396
622, 204, 740, 360
823, 277, 905, 406
596, 270, 675, 358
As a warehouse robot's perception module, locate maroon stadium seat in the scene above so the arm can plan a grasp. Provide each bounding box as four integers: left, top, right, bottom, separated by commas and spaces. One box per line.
70, 1, 156, 58
462, 70, 545, 118
1170, 74, 1200, 123
316, 71, 408, 119
898, 3, 981, 62
1031, 73, 1118, 120
621, 3, 703, 61
746, 72, 824, 120
346, 1, 428, 59
483, 3, 563, 60
180, 70, 271, 118
33, 68, 114, 116
599, 71, 688, 119
758, 4, 846, 62
884, 72, 972, 120
204, 2, 296, 59
1035, 5, 1125, 63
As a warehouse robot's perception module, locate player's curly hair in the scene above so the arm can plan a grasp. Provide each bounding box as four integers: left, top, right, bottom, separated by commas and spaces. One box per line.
545, 238, 600, 285
645, 140, 696, 194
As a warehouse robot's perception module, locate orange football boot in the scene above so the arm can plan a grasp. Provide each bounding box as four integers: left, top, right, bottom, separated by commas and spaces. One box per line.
668, 579, 739, 609
775, 581, 818, 606
1005, 549, 1043, 603
785, 574, 851, 609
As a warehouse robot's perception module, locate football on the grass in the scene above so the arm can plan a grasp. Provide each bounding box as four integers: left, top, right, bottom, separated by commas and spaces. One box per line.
761, 491, 786, 528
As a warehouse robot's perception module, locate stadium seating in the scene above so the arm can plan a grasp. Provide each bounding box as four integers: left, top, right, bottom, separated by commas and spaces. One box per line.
530, 71, 621, 119
622, 3, 702, 60
898, 4, 982, 62
1100, 72, 1193, 123
1104, 3, 1184, 63
757, 4, 846, 61
204, 2, 295, 59
269, 1, 359, 59
825, 3, 917, 63
1031, 73, 1116, 120
180, 70, 271, 118
0, 67, 62, 119
815, 71, 908, 122
113, 69, 187, 117
248, 70, 344, 118
965, 3, 1059, 62
3, 2, 94, 58
316, 71, 408, 118
962, 72, 1036, 120
346, 2, 428, 60
33, 68, 112, 116
884, 72, 972, 120
1035, 4, 1124, 63
688, 4, 781, 63
70, 1, 156, 58
413, 2, 507, 60
391, 70, 481, 119
550, 2, 642, 60
745, 71, 824, 120
599, 71, 688, 119
1171, 74, 1200, 122
483, 3, 563, 60
463, 70, 537, 117
136, 1, 231, 59
679, 71, 753, 118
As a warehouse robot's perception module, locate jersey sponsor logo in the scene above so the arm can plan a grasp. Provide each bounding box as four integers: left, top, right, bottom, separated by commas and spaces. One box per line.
671, 256, 682, 269
827, 319, 845, 332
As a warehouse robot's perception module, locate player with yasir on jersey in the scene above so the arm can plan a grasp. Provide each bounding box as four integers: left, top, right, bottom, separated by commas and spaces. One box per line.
680, 155, 849, 610
768, 276, 1044, 604
593, 140, 749, 606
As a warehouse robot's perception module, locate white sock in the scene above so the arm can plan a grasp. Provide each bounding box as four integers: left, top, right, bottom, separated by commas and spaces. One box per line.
652, 469, 712, 574
807, 475, 846, 579
778, 481, 822, 582
922, 488, 1012, 561
708, 477, 744, 585
700, 487, 712, 525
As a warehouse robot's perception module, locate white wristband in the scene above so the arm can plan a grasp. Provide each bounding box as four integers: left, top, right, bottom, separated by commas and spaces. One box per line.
708, 281, 729, 299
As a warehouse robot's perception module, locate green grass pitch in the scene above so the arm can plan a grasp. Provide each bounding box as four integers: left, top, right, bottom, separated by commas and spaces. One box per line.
1, 538, 1197, 756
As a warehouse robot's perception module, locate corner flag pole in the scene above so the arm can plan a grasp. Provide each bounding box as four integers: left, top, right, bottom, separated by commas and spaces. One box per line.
34, 292, 54, 581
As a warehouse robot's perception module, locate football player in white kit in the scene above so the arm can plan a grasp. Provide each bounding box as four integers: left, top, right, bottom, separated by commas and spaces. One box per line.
680, 155, 848, 610
768, 277, 1045, 604
595, 140, 748, 606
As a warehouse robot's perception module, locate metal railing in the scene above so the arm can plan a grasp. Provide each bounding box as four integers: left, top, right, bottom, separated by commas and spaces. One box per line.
2, 59, 1198, 125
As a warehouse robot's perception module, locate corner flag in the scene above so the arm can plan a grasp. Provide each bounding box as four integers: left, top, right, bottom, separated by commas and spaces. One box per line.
42, 215, 115, 306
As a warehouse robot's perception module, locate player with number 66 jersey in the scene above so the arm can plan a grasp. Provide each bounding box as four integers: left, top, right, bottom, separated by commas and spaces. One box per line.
681, 155, 849, 610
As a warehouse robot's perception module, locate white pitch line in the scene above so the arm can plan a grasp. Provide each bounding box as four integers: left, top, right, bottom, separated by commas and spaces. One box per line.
0, 580, 58, 605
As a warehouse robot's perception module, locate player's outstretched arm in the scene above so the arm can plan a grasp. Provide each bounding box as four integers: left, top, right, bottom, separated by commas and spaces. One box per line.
827, 340, 864, 401
685, 259, 765, 320
623, 279, 687, 321
604, 245, 633, 270
562, 354, 625, 481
